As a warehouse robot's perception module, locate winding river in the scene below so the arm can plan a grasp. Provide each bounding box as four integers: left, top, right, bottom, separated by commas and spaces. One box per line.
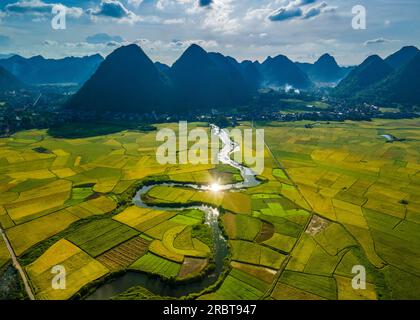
86, 125, 260, 300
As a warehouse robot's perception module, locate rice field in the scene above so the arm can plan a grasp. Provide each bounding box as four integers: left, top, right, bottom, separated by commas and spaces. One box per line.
26, 239, 109, 300
0, 235, 10, 269
130, 253, 182, 279
0, 119, 419, 300
261, 119, 420, 300
97, 237, 150, 271
66, 219, 139, 257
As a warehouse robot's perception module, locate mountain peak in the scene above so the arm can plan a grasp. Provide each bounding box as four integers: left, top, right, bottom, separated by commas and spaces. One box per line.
307, 53, 344, 83
88, 53, 104, 60
359, 54, 391, 71
68, 43, 170, 113
385, 45, 420, 69
8, 54, 26, 62
172, 44, 211, 69
360, 52, 420, 105
169, 46, 251, 109
270, 54, 291, 63
29, 55, 45, 62
316, 53, 338, 66
363, 54, 384, 64
183, 44, 208, 57
397, 46, 419, 54
104, 44, 153, 67
261, 54, 311, 88
334, 54, 393, 97
110, 44, 145, 57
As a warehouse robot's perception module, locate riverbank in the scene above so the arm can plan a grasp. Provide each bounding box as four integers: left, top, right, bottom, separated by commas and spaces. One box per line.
84, 125, 260, 300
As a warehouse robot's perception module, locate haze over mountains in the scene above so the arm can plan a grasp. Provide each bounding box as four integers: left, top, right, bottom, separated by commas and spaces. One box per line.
297, 54, 353, 84
384, 46, 419, 69
357, 52, 420, 105
0, 54, 103, 85
0, 66, 24, 93
333, 46, 420, 105
261, 55, 311, 89
68, 43, 343, 113
1, 44, 419, 111
333, 55, 394, 97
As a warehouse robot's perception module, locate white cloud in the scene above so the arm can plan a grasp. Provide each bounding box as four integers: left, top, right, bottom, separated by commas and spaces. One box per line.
201, 0, 240, 34
163, 18, 186, 25
268, 6, 302, 21
87, 0, 141, 24
5, 0, 83, 18
364, 38, 394, 46
302, 1, 335, 20
127, 0, 144, 8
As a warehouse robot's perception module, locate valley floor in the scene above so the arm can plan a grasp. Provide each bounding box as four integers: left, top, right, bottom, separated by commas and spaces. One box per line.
0, 119, 419, 300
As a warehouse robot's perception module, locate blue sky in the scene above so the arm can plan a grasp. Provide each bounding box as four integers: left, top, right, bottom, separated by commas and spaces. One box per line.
0, 0, 419, 65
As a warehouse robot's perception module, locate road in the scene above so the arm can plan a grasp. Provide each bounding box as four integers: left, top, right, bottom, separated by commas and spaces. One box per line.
0, 227, 36, 300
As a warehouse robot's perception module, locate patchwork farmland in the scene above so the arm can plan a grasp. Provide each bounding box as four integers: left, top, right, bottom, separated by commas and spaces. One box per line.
0, 120, 419, 300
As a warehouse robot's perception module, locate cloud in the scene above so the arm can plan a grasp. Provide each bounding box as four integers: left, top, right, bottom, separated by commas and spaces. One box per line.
86, 33, 124, 44
201, 0, 239, 33
0, 35, 12, 47
42, 39, 57, 46
302, 1, 334, 19
163, 18, 186, 25
106, 41, 122, 47
127, 0, 144, 8
268, 6, 302, 22
364, 38, 394, 46
153, 0, 237, 34
268, 1, 336, 22
62, 41, 122, 53
5, 0, 83, 18
132, 38, 219, 52
88, 0, 140, 23
169, 39, 219, 50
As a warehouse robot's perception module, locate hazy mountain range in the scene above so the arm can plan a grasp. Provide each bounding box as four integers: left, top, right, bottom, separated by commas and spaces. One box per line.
0, 44, 419, 111
333, 46, 420, 105
296, 53, 353, 84
0, 54, 103, 85
0, 66, 24, 93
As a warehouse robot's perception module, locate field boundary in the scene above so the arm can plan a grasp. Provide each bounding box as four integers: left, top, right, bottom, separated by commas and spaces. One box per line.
0, 227, 35, 300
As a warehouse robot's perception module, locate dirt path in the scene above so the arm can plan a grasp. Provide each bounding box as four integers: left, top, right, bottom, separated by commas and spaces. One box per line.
0, 227, 35, 300
252, 123, 315, 299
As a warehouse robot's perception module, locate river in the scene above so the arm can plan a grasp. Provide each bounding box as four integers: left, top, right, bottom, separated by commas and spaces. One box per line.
85, 125, 260, 300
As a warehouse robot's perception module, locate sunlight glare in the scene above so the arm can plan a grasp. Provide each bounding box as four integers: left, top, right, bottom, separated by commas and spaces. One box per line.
210, 183, 222, 192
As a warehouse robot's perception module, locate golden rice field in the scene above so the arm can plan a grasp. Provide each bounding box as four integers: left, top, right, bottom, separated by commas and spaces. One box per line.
0, 234, 10, 269
260, 119, 420, 300
26, 239, 109, 300
0, 119, 419, 300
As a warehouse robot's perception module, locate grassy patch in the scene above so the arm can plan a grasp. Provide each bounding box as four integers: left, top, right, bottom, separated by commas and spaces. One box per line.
66, 219, 139, 257
130, 253, 181, 279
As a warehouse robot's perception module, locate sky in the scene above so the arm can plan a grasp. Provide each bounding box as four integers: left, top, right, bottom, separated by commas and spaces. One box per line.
0, 0, 419, 66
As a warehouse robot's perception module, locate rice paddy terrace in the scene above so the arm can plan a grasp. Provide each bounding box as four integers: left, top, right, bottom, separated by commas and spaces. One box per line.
0, 119, 419, 300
